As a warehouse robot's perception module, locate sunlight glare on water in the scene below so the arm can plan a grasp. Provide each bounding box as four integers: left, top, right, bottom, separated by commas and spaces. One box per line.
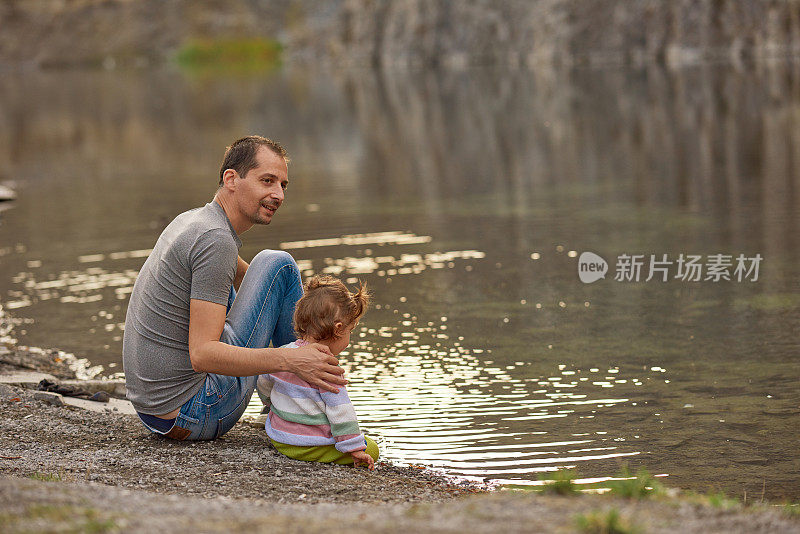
242, 238, 658, 487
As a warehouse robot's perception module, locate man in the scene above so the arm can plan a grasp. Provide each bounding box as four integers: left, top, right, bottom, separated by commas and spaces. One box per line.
122, 136, 345, 440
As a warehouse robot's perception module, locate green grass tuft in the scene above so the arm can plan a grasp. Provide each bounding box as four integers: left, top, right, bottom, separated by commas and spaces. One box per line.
575, 508, 639, 534
1, 504, 117, 533
706, 491, 739, 510
606, 467, 664, 499
781, 503, 800, 518
27, 471, 62, 482
538, 468, 580, 496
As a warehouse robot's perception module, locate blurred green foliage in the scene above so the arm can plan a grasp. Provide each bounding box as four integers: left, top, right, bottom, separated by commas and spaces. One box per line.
575, 508, 639, 534
706, 491, 739, 510
606, 466, 665, 499
27, 471, 62, 482
175, 38, 282, 73
0, 504, 117, 533
538, 468, 580, 496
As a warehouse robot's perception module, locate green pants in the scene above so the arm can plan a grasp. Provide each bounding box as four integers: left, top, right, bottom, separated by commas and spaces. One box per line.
271, 436, 380, 465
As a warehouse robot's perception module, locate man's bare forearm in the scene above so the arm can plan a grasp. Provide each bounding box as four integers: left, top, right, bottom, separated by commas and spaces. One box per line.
191, 341, 291, 376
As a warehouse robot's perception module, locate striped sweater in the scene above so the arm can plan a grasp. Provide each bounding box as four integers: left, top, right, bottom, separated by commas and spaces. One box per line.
256, 340, 366, 453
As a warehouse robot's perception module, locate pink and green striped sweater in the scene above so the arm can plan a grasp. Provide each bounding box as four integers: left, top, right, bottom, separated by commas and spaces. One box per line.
256, 340, 367, 453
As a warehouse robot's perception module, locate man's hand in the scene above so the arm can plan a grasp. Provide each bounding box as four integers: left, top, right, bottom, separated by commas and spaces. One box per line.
286, 343, 347, 393
350, 450, 375, 470
188, 300, 340, 379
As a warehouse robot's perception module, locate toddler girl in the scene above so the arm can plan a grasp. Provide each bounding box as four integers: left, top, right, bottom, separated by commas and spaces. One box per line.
257, 275, 379, 469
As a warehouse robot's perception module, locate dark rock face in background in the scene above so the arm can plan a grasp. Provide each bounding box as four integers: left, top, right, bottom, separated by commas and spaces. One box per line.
323, 0, 800, 67
0, 0, 798, 68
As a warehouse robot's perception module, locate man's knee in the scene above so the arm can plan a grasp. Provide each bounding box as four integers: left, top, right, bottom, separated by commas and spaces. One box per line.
252, 249, 296, 266
251, 249, 298, 271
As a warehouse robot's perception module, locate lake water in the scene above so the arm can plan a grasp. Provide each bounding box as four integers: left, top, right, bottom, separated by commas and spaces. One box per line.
0, 63, 798, 500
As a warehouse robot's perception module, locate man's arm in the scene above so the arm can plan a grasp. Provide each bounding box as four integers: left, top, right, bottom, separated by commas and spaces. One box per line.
233, 256, 249, 291
187, 299, 346, 392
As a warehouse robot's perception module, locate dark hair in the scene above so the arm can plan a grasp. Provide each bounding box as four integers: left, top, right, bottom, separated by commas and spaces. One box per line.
218, 136, 289, 186
294, 275, 371, 341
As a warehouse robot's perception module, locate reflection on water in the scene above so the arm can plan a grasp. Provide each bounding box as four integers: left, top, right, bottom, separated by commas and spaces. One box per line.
0, 63, 798, 499
280, 231, 432, 249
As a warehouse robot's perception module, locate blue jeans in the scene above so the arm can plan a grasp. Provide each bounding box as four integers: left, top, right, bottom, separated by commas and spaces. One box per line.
139, 249, 302, 440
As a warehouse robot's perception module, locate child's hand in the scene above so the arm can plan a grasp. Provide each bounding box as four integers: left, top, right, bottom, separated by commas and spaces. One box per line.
350, 450, 374, 470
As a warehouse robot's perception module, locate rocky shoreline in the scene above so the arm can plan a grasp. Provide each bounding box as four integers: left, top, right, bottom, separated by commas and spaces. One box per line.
0, 345, 479, 502
0, 346, 799, 532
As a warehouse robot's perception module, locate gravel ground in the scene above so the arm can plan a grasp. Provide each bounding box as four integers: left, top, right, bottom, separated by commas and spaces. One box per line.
1, 350, 799, 533
0, 383, 475, 504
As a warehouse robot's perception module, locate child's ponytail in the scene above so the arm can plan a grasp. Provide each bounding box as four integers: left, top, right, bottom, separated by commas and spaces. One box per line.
351, 281, 371, 322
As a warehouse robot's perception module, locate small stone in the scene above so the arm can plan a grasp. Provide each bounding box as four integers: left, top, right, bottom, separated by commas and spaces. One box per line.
89, 391, 111, 403
33, 391, 63, 406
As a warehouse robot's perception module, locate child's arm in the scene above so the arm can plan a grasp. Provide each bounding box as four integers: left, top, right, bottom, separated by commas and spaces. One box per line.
256, 374, 273, 408
319, 386, 368, 455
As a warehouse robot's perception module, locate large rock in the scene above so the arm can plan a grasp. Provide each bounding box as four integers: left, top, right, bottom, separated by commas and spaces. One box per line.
58, 379, 127, 398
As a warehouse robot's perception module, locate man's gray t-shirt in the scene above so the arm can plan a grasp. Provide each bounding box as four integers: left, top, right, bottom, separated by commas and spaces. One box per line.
123, 201, 242, 415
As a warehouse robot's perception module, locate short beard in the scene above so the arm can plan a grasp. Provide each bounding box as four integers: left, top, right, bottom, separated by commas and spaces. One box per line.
248, 212, 272, 225
251, 201, 279, 225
